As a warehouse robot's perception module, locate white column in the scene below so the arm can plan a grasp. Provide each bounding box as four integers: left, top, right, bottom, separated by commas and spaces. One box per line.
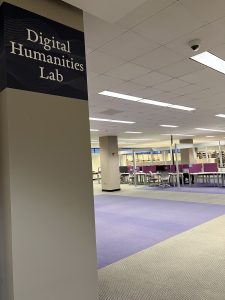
0, 1, 98, 300
180, 139, 195, 164
99, 136, 120, 191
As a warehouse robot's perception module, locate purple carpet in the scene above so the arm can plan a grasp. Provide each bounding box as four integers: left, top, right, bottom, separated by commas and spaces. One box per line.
95, 195, 225, 269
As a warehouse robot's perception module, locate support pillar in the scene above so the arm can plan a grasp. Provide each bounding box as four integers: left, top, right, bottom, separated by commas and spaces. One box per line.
180, 139, 195, 164
99, 136, 120, 192
0, 1, 98, 300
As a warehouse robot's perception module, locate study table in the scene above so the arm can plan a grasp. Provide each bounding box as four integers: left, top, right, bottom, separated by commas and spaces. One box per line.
92, 171, 101, 184
189, 172, 225, 187
120, 172, 130, 184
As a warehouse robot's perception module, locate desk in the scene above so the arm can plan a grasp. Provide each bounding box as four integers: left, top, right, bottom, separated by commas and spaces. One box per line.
134, 172, 147, 185
120, 172, 130, 184
169, 173, 184, 187
92, 172, 101, 184
150, 173, 184, 187
189, 172, 225, 187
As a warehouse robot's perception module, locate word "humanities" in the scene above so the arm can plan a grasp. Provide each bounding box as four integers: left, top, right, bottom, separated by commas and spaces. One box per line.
9, 28, 84, 82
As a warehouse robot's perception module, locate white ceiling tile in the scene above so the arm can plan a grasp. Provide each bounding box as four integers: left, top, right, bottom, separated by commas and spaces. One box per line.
159, 59, 205, 78
133, 2, 204, 44
85, 47, 94, 55
180, 68, 225, 87
191, 88, 223, 99
83, 13, 126, 49
153, 79, 190, 92
132, 46, 183, 70
87, 71, 99, 80
87, 74, 125, 94
111, 81, 147, 94
106, 62, 150, 80
64, 0, 148, 23
132, 71, 172, 86
210, 44, 225, 61
84, 1, 225, 141
173, 84, 206, 96
86, 50, 125, 74
150, 92, 181, 101
180, 0, 225, 24
134, 87, 163, 98
99, 31, 160, 61
166, 17, 225, 57
118, 0, 175, 29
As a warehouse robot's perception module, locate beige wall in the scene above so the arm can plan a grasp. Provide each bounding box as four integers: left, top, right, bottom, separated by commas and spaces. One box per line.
0, 1, 98, 299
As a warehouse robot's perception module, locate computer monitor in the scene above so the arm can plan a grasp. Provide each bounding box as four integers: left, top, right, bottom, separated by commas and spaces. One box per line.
156, 165, 166, 172
119, 166, 128, 173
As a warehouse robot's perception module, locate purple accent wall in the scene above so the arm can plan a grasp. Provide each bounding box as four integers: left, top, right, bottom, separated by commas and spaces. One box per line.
189, 164, 202, 173
126, 163, 217, 174
142, 166, 156, 173
203, 163, 218, 172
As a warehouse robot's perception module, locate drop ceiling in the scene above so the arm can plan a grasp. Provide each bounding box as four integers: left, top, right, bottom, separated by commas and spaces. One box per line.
65, 0, 225, 148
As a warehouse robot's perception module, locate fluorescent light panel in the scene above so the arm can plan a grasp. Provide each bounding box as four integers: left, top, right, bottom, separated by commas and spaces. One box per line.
139, 100, 195, 111
139, 99, 168, 107
99, 91, 196, 111
167, 104, 195, 111
99, 91, 141, 101
195, 128, 225, 133
90, 129, 99, 132
206, 136, 215, 138
161, 134, 195, 137
89, 117, 135, 124
191, 51, 225, 75
215, 114, 225, 118
125, 131, 143, 134
160, 124, 178, 128
119, 138, 153, 141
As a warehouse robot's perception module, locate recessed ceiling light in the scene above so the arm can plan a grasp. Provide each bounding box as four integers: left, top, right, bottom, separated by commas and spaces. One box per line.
139, 99, 168, 107
91, 140, 99, 142
206, 136, 215, 138
119, 138, 153, 141
161, 134, 195, 137
99, 90, 196, 111
215, 114, 225, 118
195, 128, 225, 133
191, 51, 225, 75
125, 131, 143, 134
139, 99, 195, 111
160, 125, 178, 128
99, 91, 142, 101
167, 104, 195, 111
89, 117, 135, 124
90, 129, 100, 132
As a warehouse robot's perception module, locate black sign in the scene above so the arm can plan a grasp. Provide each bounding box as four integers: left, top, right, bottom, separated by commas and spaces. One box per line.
0, 2, 88, 100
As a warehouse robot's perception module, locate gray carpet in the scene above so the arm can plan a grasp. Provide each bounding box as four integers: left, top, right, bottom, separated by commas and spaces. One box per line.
98, 215, 225, 300
93, 182, 225, 206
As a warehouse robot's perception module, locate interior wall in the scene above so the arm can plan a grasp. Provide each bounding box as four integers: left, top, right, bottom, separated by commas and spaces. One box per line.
0, 90, 14, 300
4, 88, 98, 300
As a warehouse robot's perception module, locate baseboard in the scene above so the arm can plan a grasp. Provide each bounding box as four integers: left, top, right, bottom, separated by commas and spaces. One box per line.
102, 188, 121, 192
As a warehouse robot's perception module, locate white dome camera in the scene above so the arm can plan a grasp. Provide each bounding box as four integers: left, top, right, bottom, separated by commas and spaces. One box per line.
188, 39, 201, 52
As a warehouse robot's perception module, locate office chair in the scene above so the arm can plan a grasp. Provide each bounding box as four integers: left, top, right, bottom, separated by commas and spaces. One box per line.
159, 172, 170, 188
147, 171, 159, 186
